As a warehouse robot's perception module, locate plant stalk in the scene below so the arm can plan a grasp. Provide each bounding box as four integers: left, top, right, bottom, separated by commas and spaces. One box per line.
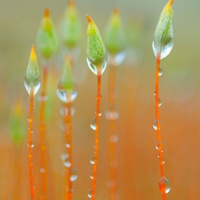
28, 89, 34, 200
91, 74, 102, 200
155, 54, 166, 200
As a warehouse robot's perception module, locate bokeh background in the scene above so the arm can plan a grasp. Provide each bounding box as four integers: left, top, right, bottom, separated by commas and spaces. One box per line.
0, 0, 200, 199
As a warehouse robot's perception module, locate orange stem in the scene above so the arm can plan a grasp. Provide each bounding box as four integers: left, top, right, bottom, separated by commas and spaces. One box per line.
155, 54, 166, 200
108, 61, 118, 199
91, 74, 102, 200
28, 89, 34, 200
63, 94, 73, 200
39, 66, 48, 200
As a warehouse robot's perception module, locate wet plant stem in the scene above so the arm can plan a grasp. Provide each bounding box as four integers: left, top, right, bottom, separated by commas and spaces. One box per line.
91, 74, 102, 200
63, 95, 73, 200
155, 54, 166, 200
28, 89, 34, 200
108, 61, 117, 199
39, 66, 48, 200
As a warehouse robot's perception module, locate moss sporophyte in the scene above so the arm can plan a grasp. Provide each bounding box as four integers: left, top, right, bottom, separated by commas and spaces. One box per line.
60, 0, 81, 50
86, 15, 107, 200
86, 15, 107, 75
152, 0, 174, 59
152, 0, 174, 199
36, 9, 58, 60
24, 46, 41, 200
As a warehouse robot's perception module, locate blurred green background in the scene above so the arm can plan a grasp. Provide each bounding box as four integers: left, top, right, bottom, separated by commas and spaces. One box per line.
0, 0, 200, 199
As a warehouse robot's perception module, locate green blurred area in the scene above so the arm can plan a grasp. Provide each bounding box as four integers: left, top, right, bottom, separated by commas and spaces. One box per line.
0, 0, 200, 199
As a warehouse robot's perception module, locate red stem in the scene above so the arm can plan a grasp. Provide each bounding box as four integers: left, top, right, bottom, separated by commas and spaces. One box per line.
28, 89, 34, 199
155, 54, 166, 200
91, 74, 102, 200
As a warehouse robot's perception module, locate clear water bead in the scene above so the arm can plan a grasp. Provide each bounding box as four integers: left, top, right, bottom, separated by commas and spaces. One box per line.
90, 172, 94, 180
38, 95, 48, 102
108, 51, 126, 66
158, 98, 162, 107
158, 68, 163, 76
24, 76, 41, 96
70, 169, 78, 182
153, 120, 159, 130
110, 135, 119, 143
87, 189, 92, 198
152, 40, 173, 60
65, 141, 71, 148
27, 141, 34, 148
56, 89, 78, 103
159, 177, 171, 194
60, 107, 75, 116
86, 57, 107, 76
105, 110, 119, 120
155, 142, 162, 151
63, 157, 71, 168
40, 167, 45, 173
90, 118, 96, 130
60, 153, 69, 161
90, 155, 95, 165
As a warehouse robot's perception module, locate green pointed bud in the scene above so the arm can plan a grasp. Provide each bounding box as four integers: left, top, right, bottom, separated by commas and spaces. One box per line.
59, 55, 74, 91
36, 9, 58, 60
152, 0, 174, 59
24, 46, 41, 96
104, 9, 125, 55
86, 15, 107, 75
57, 56, 78, 103
9, 102, 26, 146
60, 1, 81, 49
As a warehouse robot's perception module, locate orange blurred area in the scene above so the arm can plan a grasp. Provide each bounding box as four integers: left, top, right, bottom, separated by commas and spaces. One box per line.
0, 0, 200, 200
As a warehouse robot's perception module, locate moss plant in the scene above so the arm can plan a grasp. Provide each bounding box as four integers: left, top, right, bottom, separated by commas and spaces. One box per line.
152, 0, 174, 199
60, 0, 81, 51
57, 55, 77, 200
86, 15, 107, 200
36, 8, 58, 199
24, 46, 41, 200
104, 8, 126, 200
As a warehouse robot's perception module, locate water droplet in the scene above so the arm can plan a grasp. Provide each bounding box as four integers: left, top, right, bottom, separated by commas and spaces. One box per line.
90, 118, 96, 130
86, 57, 107, 76
107, 180, 115, 188
61, 153, 69, 161
110, 135, 119, 143
153, 120, 159, 130
87, 189, 92, 198
60, 107, 75, 116
96, 110, 102, 117
113, 51, 126, 66
158, 68, 163, 76
159, 177, 171, 194
153, 91, 156, 96
66, 186, 74, 193
65, 141, 71, 148
40, 167, 45, 173
105, 111, 119, 120
70, 169, 78, 182
27, 141, 34, 148
158, 98, 162, 107
56, 89, 78, 103
24, 76, 41, 96
38, 95, 48, 102
63, 157, 71, 167
155, 142, 162, 150
152, 39, 173, 60
90, 155, 95, 165
90, 172, 94, 180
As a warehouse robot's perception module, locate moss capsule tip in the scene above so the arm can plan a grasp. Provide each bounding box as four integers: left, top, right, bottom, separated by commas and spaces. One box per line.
86, 15, 93, 23
113, 8, 119, 15
30, 46, 37, 61
44, 8, 50, 18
